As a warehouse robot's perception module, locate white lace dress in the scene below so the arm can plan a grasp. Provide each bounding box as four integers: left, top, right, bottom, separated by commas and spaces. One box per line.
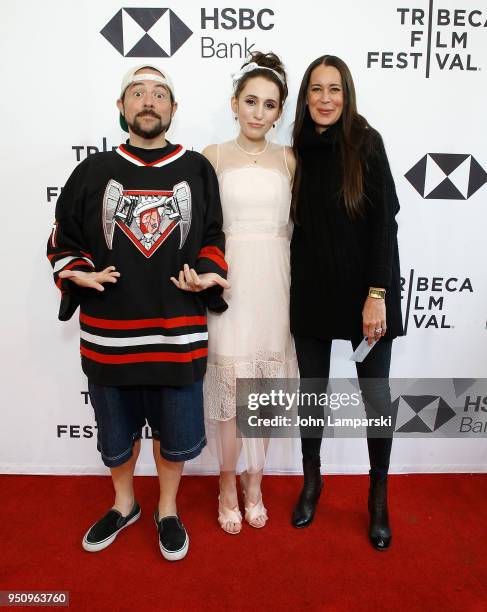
203, 140, 298, 471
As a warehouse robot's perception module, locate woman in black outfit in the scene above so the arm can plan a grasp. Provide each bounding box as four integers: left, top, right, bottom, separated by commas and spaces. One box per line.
290, 55, 404, 550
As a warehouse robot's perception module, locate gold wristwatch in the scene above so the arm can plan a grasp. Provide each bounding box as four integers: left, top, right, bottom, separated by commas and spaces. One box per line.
368, 288, 386, 299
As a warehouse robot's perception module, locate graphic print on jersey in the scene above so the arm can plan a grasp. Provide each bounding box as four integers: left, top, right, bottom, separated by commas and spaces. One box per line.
102, 180, 192, 257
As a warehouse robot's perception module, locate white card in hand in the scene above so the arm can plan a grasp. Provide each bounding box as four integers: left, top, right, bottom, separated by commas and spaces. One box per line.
350, 337, 377, 362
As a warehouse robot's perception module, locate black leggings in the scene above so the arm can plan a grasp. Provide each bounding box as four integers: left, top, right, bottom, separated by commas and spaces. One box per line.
294, 335, 395, 479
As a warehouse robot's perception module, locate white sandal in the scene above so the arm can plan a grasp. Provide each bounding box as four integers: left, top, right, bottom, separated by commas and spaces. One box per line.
217, 495, 242, 535
240, 472, 268, 529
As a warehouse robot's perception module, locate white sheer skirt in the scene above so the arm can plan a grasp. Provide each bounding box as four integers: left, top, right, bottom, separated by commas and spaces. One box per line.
204, 234, 298, 474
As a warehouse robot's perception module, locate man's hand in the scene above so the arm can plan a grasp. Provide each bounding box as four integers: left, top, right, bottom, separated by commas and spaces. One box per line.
58, 266, 120, 292
170, 263, 230, 292
362, 295, 387, 345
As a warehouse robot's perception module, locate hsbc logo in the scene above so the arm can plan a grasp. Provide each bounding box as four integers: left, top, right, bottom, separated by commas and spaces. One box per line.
200, 8, 274, 30
394, 395, 456, 433
101, 7, 276, 60
101, 8, 192, 57
405, 153, 487, 199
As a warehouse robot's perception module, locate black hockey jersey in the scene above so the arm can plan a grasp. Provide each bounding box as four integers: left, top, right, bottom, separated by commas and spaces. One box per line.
47, 142, 227, 387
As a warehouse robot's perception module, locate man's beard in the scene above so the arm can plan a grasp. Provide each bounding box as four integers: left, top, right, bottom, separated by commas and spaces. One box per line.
128, 111, 171, 139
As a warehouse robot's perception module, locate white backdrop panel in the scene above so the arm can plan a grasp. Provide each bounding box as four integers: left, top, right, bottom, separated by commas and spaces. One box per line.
1, 0, 486, 474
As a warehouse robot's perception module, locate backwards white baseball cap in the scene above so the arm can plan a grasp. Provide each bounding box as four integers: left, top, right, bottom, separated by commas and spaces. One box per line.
119, 64, 175, 132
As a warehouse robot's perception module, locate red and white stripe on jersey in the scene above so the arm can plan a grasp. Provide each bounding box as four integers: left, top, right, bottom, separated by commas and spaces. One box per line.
50, 222, 58, 248
79, 312, 208, 365
52, 255, 95, 274
47, 250, 92, 262
197, 246, 228, 272
80, 313, 207, 329
80, 346, 207, 365
80, 330, 208, 347
116, 144, 186, 167
49, 249, 95, 290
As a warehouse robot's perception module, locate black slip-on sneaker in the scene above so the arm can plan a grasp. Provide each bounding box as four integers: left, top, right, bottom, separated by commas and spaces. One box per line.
82, 501, 141, 552
154, 510, 189, 561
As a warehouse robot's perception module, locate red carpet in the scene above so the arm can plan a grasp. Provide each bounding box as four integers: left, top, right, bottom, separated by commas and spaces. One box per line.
1, 474, 486, 611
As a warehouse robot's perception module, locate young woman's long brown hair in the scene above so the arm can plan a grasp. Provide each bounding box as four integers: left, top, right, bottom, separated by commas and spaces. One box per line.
291, 55, 374, 221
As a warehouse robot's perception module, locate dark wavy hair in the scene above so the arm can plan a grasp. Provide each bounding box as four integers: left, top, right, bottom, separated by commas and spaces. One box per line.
291, 55, 375, 220
234, 51, 288, 108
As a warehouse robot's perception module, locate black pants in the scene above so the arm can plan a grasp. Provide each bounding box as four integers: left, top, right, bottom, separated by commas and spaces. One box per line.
294, 335, 395, 480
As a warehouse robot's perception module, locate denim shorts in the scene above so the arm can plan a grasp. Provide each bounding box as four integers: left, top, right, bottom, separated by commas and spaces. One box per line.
88, 381, 206, 468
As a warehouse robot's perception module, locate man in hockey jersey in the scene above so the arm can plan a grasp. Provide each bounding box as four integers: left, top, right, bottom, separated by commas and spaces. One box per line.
47, 65, 228, 561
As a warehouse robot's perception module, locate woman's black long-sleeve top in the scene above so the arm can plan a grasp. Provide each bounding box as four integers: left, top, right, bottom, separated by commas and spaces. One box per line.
290, 118, 404, 341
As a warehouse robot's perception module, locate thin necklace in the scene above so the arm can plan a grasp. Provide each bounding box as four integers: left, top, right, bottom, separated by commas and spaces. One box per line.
234, 138, 269, 159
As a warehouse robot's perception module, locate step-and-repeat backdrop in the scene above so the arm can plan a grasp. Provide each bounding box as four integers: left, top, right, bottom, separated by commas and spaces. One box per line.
1, 0, 486, 474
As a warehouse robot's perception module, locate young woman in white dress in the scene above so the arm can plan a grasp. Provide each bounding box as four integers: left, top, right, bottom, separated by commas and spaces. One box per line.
202, 52, 298, 534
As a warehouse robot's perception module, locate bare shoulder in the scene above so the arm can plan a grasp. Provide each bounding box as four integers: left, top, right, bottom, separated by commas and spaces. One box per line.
201, 144, 218, 169
284, 145, 296, 177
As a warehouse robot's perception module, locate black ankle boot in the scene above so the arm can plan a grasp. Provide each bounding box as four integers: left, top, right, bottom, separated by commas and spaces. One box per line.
291, 458, 323, 528
368, 475, 391, 550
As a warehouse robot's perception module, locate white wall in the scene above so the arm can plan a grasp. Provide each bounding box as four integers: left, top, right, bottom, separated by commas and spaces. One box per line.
1, 0, 486, 474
